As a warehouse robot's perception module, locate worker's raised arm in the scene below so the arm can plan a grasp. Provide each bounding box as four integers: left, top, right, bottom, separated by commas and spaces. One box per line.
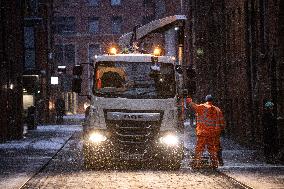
186, 97, 198, 110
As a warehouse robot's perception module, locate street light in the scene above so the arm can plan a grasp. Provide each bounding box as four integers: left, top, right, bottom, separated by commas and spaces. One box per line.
57, 65, 66, 74
51, 77, 59, 85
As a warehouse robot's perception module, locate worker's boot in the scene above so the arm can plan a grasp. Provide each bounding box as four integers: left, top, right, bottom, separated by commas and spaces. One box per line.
218, 148, 224, 166
191, 153, 202, 169
210, 153, 219, 170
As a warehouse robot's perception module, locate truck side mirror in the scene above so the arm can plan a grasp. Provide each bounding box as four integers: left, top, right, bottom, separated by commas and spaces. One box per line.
72, 78, 82, 93
175, 65, 183, 74
73, 65, 83, 76
186, 67, 196, 79
185, 67, 196, 95
186, 80, 196, 95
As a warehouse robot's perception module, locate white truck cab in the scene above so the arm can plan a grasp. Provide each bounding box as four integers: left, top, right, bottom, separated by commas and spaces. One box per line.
72, 15, 189, 170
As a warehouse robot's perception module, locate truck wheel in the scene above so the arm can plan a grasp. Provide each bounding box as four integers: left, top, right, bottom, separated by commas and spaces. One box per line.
168, 161, 181, 170
155, 156, 181, 170
158, 151, 184, 170
84, 157, 104, 170
159, 160, 181, 170
83, 144, 110, 170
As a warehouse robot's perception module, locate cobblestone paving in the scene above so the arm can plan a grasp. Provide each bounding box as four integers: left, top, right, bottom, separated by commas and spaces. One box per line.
23, 134, 247, 189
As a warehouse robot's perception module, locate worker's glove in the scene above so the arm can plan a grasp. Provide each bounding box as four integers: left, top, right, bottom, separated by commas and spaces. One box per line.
221, 130, 225, 137
186, 97, 192, 104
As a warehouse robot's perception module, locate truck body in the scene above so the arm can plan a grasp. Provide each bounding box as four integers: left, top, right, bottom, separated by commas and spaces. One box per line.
74, 15, 188, 170
82, 53, 184, 169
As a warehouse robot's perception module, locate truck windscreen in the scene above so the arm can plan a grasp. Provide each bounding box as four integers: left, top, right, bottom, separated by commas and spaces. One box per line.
93, 61, 176, 99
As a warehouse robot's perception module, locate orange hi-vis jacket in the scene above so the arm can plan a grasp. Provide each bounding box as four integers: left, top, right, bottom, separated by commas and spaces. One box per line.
190, 102, 225, 136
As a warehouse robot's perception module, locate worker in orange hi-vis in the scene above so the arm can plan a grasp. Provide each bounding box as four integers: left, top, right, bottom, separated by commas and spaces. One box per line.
187, 95, 225, 169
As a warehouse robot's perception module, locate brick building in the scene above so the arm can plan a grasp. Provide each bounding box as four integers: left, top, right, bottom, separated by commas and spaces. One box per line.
186, 0, 284, 149
23, 0, 54, 125
51, 0, 283, 152
0, 0, 54, 142
0, 1, 24, 141
52, 0, 182, 113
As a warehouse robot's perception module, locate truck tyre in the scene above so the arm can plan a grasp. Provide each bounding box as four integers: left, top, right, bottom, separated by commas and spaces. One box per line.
83, 144, 104, 170
84, 157, 104, 170
83, 144, 112, 170
168, 161, 182, 170
158, 150, 184, 170
159, 159, 182, 170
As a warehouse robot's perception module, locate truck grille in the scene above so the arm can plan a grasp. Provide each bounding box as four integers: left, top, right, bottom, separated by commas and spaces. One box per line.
104, 110, 163, 152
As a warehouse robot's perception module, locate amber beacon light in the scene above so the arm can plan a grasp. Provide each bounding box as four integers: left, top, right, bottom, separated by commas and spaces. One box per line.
153, 47, 161, 56
109, 47, 117, 55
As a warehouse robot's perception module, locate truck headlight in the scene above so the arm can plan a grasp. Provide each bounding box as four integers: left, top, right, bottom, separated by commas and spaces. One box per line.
159, 134, 179, 146
89, 132, 107, 143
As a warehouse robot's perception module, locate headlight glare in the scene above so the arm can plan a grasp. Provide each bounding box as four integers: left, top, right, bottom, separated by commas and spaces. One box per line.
89, 132, 107, 143
159, 134, 179, 146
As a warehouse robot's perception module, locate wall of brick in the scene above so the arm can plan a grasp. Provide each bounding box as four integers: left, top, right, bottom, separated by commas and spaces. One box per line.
53, 0, 160, 113
0, 1, 24, 141
187, 0, 283, 146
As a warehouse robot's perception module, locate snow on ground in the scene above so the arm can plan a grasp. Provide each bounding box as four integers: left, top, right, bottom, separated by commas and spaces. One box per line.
222, 170, 284, 189
31, 138, 66, 150
0, 141, 31, 149
64, 114, 84, 118
0, 123, 82, 189
0, 125, 82, 150
1, 173, 32, 189
36, 124, 82, 132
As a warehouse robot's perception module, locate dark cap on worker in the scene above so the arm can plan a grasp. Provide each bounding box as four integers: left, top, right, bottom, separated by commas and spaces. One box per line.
205, 94, 213, 102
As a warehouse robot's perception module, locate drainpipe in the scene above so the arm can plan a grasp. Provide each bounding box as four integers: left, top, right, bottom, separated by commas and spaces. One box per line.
178, 20, 185, 89
0, 0, 8, 141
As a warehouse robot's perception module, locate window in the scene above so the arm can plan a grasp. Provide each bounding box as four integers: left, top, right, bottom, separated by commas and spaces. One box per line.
55, 45, 63, 63
94, 62, 176, 98
61, 75, 72, 92
88, 0, 99, 6
112, 16, 122, 34
89, 17, 99, 33
89, 44, 101, 62
64, 44, 75, 65
54, 17, 75, 34
24, 0, 38, 16
24, 27, 36, 69
111, 0, 121, 6
54, 44, 75, 66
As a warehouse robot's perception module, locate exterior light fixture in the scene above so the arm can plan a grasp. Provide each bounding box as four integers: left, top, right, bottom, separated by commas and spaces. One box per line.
89, 132, 107, 143
196, 48, 204, 56
109, 47, 117, 55
153, 47, 161, 56
51, 77, 59, 85
159, 134, 179, 146
58, 65, 66, 74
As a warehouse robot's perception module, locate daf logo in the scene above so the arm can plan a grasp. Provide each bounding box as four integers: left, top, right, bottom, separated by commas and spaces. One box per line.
107, 112, 160, 121
123, 115, 143, 120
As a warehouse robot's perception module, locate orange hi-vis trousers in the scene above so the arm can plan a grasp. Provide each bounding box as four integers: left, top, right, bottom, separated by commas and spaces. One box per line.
194, 134, 220, 167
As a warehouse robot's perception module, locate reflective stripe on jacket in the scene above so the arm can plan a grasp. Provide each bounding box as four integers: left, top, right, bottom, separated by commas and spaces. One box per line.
193, 102, 225, 136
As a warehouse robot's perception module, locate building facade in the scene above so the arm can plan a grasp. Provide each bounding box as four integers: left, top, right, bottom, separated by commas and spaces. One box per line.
51, 0, 283, 153
23, 0, 54, 124
0, 0, 54, 142
186, 0, 283, 150
0, 1, 24, 141
52, 0, 181, 113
